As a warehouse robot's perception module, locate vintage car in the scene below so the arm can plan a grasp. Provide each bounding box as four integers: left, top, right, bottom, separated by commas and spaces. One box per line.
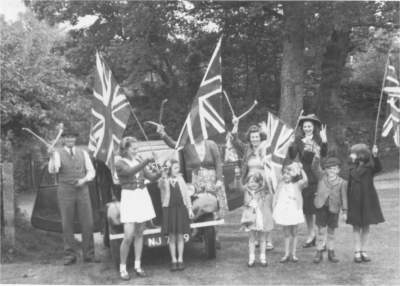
31, 140, 244, 267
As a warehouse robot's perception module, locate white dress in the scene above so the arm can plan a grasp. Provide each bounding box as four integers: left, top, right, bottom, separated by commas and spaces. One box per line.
273, 182, 304, 226
119, 158, 156, 224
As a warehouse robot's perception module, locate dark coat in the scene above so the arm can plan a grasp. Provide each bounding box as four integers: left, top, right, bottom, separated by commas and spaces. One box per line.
288, 137, 328, 215
346, 157, 385, 227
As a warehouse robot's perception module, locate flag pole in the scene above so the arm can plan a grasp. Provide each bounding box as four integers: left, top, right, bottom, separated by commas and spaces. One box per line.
373, 51, 391, 146
130, 107, 149, 141
223, 90, 236, 117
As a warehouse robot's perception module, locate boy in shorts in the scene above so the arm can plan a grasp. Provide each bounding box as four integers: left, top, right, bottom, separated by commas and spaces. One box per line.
312, 156, 348, 263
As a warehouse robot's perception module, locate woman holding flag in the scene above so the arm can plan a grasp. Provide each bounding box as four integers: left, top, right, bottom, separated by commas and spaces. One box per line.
288, 114, 328, 248
115, 136, 160, 281
230, 116, 275, 251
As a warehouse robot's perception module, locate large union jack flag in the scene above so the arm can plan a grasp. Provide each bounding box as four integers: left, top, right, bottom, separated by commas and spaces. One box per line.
382, 56, 400, 147
259, 112, 294, 193
88, 51, 131, 170
175, 37, 225, 149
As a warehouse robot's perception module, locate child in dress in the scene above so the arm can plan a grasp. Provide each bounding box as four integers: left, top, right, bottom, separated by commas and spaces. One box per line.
346, 144, 384, 263
312, 156, 348, 263
240, 172, 274, 267
158, 159, 194, 271
273, 162, 308, 263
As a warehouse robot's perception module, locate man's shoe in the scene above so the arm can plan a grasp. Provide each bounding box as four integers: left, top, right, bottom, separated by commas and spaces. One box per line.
360, 251, 371, 262
313, 250, 323, 264
134, 268, 147, 277
328, 250, 339, 263
63, 256, 76, 266
84, 256, 101, 263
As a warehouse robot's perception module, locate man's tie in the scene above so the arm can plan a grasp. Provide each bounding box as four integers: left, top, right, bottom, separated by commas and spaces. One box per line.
68, 147, 74, 157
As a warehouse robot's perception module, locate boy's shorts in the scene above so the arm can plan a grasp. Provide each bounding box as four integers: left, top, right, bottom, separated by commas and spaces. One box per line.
315, 205, 339, 229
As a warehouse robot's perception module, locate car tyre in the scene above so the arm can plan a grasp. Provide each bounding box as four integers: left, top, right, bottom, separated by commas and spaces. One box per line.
204, 226, 216, 259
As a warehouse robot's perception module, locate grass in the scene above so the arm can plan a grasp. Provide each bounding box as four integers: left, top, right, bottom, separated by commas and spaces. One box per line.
1, 209, 63, 264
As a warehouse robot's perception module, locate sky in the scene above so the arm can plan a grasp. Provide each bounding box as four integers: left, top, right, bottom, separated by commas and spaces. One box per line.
0, 0, 26, 22
0, 0, 97, 30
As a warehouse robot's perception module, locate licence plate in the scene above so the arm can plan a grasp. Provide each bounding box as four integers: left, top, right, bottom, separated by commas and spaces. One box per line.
145, 233, 191, 248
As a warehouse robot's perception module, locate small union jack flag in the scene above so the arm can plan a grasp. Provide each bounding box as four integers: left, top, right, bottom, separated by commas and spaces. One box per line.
259, 112, 294, 193
88, 51, 131, 170
382, 56, 400, 147
175, 37, 225, 149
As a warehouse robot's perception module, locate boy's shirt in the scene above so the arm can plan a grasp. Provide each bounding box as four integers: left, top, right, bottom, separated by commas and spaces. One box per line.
312, 157, 348, 213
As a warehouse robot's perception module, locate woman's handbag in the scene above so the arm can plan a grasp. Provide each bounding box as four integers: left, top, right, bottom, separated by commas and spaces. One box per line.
240, 206, 256, 227
106, 201, 121, 226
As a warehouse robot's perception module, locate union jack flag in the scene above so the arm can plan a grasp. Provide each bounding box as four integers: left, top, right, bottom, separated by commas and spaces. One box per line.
259, 112, 294, 193
382, 56, 400, 147
88, 51, 131, 170
175, 37, 225, 149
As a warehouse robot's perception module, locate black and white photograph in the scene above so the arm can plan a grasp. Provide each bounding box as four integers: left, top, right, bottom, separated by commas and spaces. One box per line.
0, 0, 399, 284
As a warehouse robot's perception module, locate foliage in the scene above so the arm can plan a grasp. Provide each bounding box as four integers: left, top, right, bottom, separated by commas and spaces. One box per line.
16, 1, 400, 146
0, 12, 90, 144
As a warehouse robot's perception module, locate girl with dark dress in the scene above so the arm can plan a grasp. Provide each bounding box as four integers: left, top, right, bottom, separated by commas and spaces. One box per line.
159, 159, 194, 271
288, 114, 328, 247
346, 144, 384, 263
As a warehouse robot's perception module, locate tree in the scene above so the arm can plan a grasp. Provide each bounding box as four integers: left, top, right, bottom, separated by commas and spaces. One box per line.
0, 12, 89, 141
279, 2, 305, 127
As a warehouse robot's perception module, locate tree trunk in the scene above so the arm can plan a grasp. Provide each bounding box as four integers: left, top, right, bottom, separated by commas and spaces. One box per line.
279, 2, 305, 127
315, 29, 352, 159
317, 29, 351, 123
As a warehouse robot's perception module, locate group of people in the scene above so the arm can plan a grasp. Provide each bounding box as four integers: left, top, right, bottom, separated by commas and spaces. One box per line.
47, 112, 385, 281
231, 114, 384, 267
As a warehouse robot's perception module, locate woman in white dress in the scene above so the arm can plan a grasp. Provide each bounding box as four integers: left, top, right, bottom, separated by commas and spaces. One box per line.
115, 137, 160, 280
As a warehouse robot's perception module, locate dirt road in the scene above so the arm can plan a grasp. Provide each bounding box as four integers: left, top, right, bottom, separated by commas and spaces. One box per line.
1, 171, 399, 285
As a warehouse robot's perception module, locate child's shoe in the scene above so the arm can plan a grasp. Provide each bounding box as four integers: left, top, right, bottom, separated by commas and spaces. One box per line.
177, 262, 185, 271
120, 270, 130, 281
360, 251, 371, 262
313, 250, 323, 264
266, 242, 274, 251
280, 255, 290, 263
260, 255, 268, 267
354, 251, 362, 263
248, 255, 255, 267
291, 255, 299, 263
170, 262, 178, 272
247, 260, 255, 267
328, 250, 339, 263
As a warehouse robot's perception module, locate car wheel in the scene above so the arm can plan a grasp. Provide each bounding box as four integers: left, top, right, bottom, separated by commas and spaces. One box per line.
203, 226, 216, 259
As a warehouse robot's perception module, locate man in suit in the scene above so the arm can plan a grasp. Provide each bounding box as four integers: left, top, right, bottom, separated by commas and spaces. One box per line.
48, 128, 98, 265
